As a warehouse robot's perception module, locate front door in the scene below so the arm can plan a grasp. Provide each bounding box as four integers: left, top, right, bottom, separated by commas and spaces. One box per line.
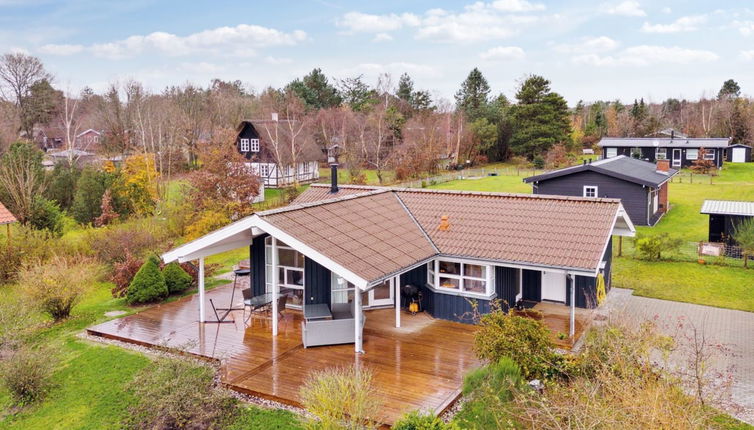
733, 147, 746, 163
368, 278, 394, 307
672, 149, 682, 167
541, 271, 567, 303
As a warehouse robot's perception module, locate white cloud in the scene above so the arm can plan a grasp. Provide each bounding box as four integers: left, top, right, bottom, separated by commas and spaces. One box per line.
732, 20, 754, 36
553, 36, 618, 54
336, 11, 420, 33
373, 33, 393, 42
740, 50, 754, 61
573, 45, 718, 67
600, 1, 646, 17
38, 43, 84, 55
264, 56, 293, 65
491, 0, 545, 12
661, 7, 671, 14
479, 45, 525, 60
641, 15, 706, 33
42, 24, 307, 59
338, 62, 441, 80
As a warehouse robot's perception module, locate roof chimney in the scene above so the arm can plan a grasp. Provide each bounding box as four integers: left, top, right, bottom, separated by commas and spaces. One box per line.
656, 159, 670, 174
328, 144, 340, 194
438, 215, 450, 231
671, 129, 675, 140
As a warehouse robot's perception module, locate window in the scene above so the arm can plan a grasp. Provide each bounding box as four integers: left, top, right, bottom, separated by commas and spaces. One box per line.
686, 148, 699, 160
265, 237, 305, 308
583, 186, 598, 198
606, 147, 618, 158
655, 148, 667, 160
630, 147, 642, 159
250, 138, 260, 152
259, 164, 270, 177
703, 150, 715, 160
240, 138, 250, 152
427, 259, 492, 297
652, 189, 659, 214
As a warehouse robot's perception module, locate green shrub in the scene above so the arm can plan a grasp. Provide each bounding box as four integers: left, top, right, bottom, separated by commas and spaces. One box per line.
473, 308, 558, 380
634, 232, 683, 261
45, 164, 81, 210
29, 196, 64, 235
163, 262, 193, 294
126, 256, 168, 305
124, 355, 237, 430
0, 346, 56, 405
454, 358, 521, 429
393, 411, 459, 430
299, 365, 381, 430
532, 155, 545, 169
86, 218, 167, 265
71, 167, 110, 224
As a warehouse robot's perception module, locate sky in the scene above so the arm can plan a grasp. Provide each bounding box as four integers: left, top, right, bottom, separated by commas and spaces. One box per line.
1, 0, 752, 105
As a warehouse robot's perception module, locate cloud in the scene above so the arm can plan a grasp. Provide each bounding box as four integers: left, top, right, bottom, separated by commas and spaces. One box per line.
573, 45, 718, 67
661, 7, 671, 14
40, 24, 307, 59
553, 36, 618, 54
264, 56, 293, 65
338, 62, 441, 80
641, 15, 706, 33
336, 11, 420, 33
491, 0, 545, 12
38, 43, 84, 55
373, 33, 393, 42
740, 50, 754, 61
479, 46, 525, 60
732, 20, 754, 36
600, 1, 646, 17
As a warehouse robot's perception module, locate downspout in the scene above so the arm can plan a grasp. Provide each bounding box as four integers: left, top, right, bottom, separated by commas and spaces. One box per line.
568, 274, 575, 338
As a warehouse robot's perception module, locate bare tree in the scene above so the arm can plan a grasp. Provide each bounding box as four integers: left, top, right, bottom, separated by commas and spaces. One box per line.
0, 53, 52, 138
59, 89, 82, 166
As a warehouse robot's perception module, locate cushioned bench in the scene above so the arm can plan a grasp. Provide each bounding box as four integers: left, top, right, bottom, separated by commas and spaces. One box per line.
302, 302, 366, 348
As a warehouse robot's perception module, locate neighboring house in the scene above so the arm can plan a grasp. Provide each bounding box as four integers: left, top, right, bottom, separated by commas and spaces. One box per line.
726, 144, 752, 163
162, 180, 635, 353
75, 129, 102, 152
701, 200, 754, 244
598, 135, 730, 169
524, 156, 678, 226
46, 149, 96, 167
235, 119, 321, 188
33, 125, 64, 152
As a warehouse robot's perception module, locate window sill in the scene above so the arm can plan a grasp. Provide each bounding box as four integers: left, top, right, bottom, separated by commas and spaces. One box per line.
425, 283, 496, 301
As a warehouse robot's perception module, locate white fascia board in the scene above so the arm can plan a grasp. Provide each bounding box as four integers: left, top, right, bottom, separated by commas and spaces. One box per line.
252, 216, 369, 290
614, 205, 636, 237
178, 238, 252, 263
161, 216, 257, 263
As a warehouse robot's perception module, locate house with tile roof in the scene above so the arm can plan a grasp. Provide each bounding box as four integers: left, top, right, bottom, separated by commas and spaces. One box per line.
524, 156, 678, 226
162, 179, 635, 353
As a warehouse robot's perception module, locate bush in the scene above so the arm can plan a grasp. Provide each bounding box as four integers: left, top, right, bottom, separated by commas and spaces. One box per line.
0, 243, 24, 284
531, 155, 545, 169
19, 255, 100, 321
124, 355, 237, 430
44, 164, 81, 210
454, 358, 521, 429
163, 262, 193, 294
0, 346, 55, 405
634, 232, 683, 261
0, 297, 34, 351
111, 251, 144, 298
393, 411, 459, 430
299, 365, 381, 430
29, 196, 64, 235
127, 255, 168, 305
71, 167, 111, 224
87, 218, 167, 265
185, 209, 231, 241
473, 308, 558, 380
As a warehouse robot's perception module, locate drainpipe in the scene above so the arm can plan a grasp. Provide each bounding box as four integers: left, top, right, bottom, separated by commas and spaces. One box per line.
568, 274, 575, 338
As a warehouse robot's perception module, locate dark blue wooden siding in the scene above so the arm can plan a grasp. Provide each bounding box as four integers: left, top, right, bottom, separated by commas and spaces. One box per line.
250, 234, 268, 296
422, 289, 490, 324
400, 264, 427, 308
495, 266, 518, 311
566, 236, 613, 309
304, 258, 331, 306
522, 269, 541, 301
602, 146, 724, 168
534, 170, 650, 226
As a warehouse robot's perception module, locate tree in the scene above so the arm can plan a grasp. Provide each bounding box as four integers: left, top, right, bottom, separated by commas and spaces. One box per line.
455, 68, 490, 121
0, 53, 52, 137
29, 196, 63, 235
690, 148, 716, 174
337, 75, 376, 112
396, 73, 414, 103
286, 68, 341, 110
71, 167, 110, 224
508, 75, 571, 159
126, 256, 168, 305
19, 79, 60, 139
718, 79, 741, 100
734, 218, 754, 268
0, 141, 46, 224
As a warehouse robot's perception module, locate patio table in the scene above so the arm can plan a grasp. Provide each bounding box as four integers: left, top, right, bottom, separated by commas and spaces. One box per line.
244, 293, 282, 311
304, 303, 332, 321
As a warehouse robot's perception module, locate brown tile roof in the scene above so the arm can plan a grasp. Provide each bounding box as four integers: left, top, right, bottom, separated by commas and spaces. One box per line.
0, 202, 17, 225
262, 186, 622, 282
262, 190, 437, 283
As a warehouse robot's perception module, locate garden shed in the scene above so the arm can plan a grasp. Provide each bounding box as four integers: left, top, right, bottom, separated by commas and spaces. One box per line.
700, 200, 754, 244
726, 144, 752, 163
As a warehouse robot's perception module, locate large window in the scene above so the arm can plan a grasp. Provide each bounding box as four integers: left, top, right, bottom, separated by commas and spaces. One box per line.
703, 150, 715, 160
265, 237, 304, 308
606, 147, 618, 158
427, 259, 493, 297
240, 138, 250, 152
686, 148, 699, 160
250, 138, 260, 152
655, 148, 667, 160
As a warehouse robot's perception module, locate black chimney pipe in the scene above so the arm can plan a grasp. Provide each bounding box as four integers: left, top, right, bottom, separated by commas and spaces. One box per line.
330, 164, 339, 193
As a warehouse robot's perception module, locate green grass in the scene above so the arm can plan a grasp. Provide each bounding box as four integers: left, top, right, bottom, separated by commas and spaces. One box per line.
428, 174, 532, 194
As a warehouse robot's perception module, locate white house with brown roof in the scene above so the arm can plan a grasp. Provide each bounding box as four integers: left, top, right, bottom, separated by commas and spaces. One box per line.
162, 183, 635, 353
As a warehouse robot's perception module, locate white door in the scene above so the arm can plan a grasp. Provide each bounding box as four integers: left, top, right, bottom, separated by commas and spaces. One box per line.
368, 278, 394, 307
672, 149, 682, 167
541, 272, 567, 303
732, 147, 746, 163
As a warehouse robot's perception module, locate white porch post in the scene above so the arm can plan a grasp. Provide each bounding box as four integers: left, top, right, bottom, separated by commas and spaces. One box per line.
354, 286, 363, 353
272, 237, 279, 336
394, 276, 400, 328
198, 257, 206, 323
569, 275, 576, 338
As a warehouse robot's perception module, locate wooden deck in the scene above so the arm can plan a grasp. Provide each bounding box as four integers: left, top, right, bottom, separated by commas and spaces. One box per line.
87, 283, 480, 426
531, 301, 591, 349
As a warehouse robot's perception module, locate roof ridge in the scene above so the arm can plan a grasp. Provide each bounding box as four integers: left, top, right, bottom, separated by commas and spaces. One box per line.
392, 192, 440, 253
257, 188, 391, 216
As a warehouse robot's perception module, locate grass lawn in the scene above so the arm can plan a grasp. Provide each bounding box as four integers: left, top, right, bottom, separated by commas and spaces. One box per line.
0, 280, 301, 429
429, 173, 532, 194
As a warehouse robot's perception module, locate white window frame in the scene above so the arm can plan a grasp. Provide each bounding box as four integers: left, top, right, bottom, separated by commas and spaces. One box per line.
259, 164, 270, 177
605, 147, 618, 158
583, 185, 598, 198
240, 138, 250, 152
250, 138, 260, 152
426, 258, 494, 299
686, 148, 699, 160
703, 150, 715, 160
655, 148, 667, 160
265, 237, 305, 308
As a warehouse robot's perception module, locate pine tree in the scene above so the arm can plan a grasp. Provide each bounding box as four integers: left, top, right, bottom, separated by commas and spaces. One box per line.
396, 73, 414, 103
718, 79, 741, 100
287, 68, 342, 109
455, 68, 491, 121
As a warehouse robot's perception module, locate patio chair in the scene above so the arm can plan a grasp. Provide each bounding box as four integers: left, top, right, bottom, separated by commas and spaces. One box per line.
277, 294, 288, 320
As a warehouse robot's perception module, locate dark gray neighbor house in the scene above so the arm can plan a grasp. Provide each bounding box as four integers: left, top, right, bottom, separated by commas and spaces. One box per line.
523, 156, 678, 226
598, 133, 730, 169
726, 144, 752, 163
701, 200, 754, 244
